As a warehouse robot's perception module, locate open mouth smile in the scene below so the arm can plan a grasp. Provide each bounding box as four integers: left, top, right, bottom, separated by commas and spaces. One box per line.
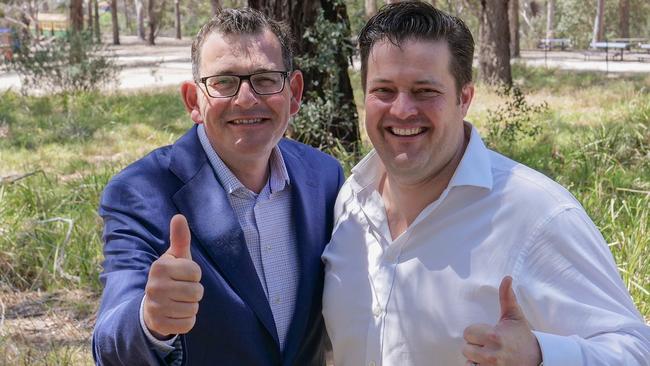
387, 127, 427, 136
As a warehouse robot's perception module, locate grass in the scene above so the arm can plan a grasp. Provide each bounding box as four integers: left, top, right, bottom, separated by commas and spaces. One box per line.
0, 65, 649, 363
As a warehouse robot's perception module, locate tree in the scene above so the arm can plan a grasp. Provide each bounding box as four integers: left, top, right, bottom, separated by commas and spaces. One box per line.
619, 0, 629, 38
478, 0, 511, 86
592, 0, 605, 43
70, 0, 84, 33
211, 0, 222, 15
147, 0, 167, 45
174, 0, 181, 39
111, 0, 120, 44
123, 0, 132, 31
546, 0, 554, 38
365, 0, 377, 18
87, 0, 93, 31
509, 0, 519, 57
135, 0, 146, 40
94, 0, 101, 42
248, 0, 360, 152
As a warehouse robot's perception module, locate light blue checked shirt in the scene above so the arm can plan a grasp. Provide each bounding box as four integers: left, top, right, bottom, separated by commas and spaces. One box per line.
197, 124, 299, 349
140, 124, 299, 355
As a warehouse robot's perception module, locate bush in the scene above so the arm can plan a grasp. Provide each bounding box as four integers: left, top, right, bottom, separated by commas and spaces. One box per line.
292, 6, 359, 154
5, 31, 119, 94
484, 85, 549, 153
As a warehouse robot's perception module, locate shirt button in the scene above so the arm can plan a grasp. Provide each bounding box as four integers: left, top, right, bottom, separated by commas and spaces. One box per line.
274, 296, 281, 304
266, 245, 272, 251
368, 361, 376, 366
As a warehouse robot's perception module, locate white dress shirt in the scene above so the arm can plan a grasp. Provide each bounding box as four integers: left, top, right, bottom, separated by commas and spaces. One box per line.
322, 123, 650, 366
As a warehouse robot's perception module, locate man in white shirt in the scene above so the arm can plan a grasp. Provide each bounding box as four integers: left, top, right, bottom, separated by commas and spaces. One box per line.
321, 2, 650, 366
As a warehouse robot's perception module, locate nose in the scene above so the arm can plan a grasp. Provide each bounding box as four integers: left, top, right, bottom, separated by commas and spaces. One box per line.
389, 92, 418, 120
232, 79, 259, 108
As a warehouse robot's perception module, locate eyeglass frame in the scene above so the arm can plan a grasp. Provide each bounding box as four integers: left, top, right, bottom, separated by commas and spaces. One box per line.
197, 70, 291, 98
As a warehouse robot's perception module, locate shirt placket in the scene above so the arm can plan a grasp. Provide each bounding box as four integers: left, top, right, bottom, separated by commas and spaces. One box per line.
363, 215, 409, 366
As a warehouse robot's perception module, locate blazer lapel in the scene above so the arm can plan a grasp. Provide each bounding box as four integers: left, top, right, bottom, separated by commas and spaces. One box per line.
169, 126, 280, 347
280, 144, 325, 363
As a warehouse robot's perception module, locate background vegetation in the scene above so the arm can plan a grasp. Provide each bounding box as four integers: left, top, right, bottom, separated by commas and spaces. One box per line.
1, 65, 649, 364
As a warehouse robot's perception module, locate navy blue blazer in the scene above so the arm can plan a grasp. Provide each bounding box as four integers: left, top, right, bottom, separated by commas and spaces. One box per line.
93, 125, 344, 366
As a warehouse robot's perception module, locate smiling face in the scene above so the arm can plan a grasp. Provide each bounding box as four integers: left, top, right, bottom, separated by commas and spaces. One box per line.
190, 29, 303, 167
364, 38, 474, 186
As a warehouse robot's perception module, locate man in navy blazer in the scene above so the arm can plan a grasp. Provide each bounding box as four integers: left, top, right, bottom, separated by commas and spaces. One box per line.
93, 8, 344, 365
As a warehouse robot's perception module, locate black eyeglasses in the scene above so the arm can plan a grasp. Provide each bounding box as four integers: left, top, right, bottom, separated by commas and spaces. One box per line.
198, 71, 290, 98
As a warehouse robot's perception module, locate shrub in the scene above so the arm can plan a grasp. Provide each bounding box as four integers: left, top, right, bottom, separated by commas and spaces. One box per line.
5, 31, 119, 94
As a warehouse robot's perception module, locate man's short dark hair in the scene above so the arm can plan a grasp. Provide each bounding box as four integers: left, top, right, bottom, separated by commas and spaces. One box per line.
358, 1, 474, 96
191, 8, 294, 82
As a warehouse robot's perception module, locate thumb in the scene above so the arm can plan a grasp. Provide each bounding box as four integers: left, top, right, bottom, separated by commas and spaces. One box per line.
498, 276, 524, 321
167, 214, 192, 260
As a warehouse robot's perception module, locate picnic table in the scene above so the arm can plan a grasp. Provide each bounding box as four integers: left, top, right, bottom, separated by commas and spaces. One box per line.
538, 38, 572, 50
588, 41, 631, 61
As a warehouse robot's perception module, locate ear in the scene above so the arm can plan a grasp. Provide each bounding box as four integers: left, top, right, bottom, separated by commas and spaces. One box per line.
459, 83, 475, 117
288, 70, 304, 117
180, 81, 204, 124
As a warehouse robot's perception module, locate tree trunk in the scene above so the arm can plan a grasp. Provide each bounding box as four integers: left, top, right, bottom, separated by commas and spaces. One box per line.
619, 0, 629, 38
88, 0, 93, 31
478, 0, 512, 86
365, 0, 377, 18
148, 0, 156, 45
94, 0, 101, 42
592, 0, 605, 43
136, 0, 145, 40
249, 0, 360, 151
70, 0, 84, 33
546, 0, 554, 38
175, 0, 181, 39
111, 0, 120, 44
430, 0, 436, 6
123, 0, 132, 32
211, 0, 222, 15
509, 0, 519, 58
147, 0, 166, 45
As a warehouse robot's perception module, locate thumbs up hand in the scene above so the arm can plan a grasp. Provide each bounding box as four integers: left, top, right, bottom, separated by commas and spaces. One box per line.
144, 214, 204, 339
461, 276, 542, 366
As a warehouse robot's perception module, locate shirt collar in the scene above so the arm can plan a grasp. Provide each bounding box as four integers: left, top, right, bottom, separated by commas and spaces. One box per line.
349, 121, 493, 194
197, 124, 290, 195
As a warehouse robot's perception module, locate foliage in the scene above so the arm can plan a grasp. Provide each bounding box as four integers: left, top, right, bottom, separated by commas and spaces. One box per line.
4, 31, 119, 94
484, 84, 548, 153
293, 6, 358, 153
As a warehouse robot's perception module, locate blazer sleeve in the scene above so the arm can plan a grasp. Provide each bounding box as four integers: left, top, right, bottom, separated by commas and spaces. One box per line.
92, 179, 174, 366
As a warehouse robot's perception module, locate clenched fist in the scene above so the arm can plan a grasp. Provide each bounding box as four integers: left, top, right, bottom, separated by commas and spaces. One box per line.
144, 214, 204, 339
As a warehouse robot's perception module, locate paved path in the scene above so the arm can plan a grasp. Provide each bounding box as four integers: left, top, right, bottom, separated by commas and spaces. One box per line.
2, 38, 650, 93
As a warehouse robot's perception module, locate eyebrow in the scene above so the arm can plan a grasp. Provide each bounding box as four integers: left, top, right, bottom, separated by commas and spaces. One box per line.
369, 78, 446, 89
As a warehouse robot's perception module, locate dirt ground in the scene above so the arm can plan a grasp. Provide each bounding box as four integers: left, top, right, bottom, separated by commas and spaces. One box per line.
0, 289, 98, 365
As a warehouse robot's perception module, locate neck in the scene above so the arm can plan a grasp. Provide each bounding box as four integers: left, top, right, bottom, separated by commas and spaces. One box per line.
380, 131, 469, 240
226, 157, 270, 194
213, 145, 272, 194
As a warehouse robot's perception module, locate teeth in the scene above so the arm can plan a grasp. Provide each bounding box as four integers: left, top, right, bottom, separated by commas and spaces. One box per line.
390, 127, 424, 136
232, 119, 262, 125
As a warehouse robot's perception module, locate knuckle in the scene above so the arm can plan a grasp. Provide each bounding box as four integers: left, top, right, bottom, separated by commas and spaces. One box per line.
180, 316, 196, 334
195, 283, 205, 300
488, 331, 501, 345
190, 302, 200, 315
